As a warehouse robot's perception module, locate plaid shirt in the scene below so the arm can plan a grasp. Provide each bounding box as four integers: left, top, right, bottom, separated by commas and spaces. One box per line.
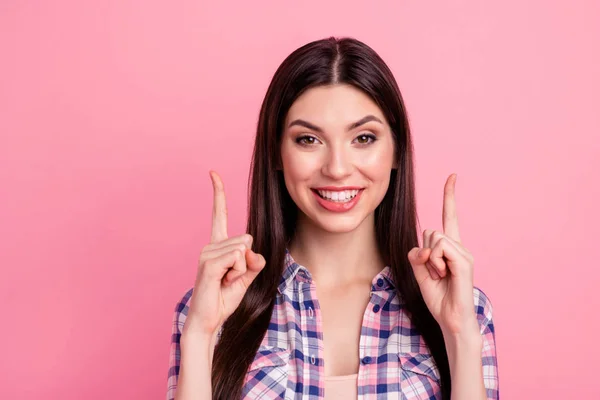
167, 249, 499, 399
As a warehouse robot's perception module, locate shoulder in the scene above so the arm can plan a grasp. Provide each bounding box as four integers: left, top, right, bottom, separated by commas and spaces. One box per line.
472, 286, 495, 334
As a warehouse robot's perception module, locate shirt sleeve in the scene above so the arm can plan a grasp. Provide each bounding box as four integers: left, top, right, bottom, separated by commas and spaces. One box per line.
473, 287, 499, 400
166, 288, 193, 400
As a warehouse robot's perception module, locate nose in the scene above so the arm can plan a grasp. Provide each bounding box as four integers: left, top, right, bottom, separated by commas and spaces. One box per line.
321, 144, 353, 179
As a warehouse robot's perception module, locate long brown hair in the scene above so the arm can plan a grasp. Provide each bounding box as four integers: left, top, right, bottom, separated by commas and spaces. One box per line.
211, 36, 451, 399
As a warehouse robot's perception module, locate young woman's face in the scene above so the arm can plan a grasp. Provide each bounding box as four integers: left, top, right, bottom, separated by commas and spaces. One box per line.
280, 84, 396, 234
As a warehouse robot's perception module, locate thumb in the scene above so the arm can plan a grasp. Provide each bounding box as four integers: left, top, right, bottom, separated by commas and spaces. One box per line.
408, 247, 431, 284
245, 249, 266, 277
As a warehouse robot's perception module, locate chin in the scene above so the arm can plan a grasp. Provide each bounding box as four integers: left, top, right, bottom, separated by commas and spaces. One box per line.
312, 214, 367, 234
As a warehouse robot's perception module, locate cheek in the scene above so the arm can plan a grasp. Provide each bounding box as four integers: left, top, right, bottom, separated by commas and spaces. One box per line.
282, 152, 321, 181
359, 145, 395, 202
360, 148, 394, 177
280, 149, 315, 202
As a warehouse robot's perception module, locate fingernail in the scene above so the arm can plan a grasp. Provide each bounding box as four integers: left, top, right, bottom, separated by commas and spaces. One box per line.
417, 249, 423, 258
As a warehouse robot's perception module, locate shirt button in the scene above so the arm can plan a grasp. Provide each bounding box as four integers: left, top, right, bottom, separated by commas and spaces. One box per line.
310, 355, 316, 365
376, 278, 384, 287
373, 304, 381, 313
361, 356, 372, 365
308, 307, 314, 318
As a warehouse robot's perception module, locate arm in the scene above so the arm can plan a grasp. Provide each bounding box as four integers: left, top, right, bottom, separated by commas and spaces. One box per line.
166, 171, 267, 399
175, 329, 217, 400
444, 288, 499, 400
166, 289, 216, 400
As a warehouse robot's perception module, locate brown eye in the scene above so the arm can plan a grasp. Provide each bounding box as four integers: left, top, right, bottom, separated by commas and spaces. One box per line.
355, 134, 377, 145
296, 135, 319, 145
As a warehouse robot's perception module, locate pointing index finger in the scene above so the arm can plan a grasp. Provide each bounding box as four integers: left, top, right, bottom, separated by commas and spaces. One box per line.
442, 173, 461, 243
210, 171, 228, 243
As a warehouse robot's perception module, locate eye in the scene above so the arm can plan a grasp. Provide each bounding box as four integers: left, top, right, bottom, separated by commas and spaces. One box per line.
296, 135, 320, 146
354, 133, 377, 145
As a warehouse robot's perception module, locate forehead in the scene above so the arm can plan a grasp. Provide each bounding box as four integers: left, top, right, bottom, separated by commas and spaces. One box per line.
284, 84, 387, 127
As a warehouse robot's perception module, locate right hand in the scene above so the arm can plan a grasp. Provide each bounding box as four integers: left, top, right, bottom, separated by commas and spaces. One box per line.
183, 170, 267, 338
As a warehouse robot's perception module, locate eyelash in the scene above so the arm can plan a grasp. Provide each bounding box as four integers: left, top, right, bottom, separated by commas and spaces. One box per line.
295, 133, 377, 146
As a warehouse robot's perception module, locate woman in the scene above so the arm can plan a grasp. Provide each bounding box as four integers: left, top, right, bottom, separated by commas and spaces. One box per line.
167, 37, 499, 400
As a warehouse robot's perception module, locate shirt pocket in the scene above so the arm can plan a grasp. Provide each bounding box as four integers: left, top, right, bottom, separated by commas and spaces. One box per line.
242, 345, 291, 400
398, 352, 441, 399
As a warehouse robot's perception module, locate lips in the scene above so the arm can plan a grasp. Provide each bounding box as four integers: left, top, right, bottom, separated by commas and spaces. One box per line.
313, 189, 359, 202
312, 186, 364, 191
311, 188, 364, 212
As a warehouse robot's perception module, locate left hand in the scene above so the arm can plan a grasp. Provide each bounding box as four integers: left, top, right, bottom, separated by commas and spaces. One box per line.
408, 174, 479, 336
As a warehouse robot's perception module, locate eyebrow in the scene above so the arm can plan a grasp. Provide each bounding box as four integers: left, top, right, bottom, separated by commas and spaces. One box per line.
287, 115, 384, 133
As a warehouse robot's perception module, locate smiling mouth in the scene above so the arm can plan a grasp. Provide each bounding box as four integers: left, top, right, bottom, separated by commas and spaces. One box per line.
312, 189, 364, 203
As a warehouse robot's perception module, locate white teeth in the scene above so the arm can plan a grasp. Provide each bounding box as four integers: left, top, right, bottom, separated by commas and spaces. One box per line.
316, 189, 360, 202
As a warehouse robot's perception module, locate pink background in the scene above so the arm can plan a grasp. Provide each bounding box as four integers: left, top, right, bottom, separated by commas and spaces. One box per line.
1, 1, 599, 399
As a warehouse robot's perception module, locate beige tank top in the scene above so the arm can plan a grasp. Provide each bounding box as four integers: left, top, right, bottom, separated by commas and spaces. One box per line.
324, 373, 358, 399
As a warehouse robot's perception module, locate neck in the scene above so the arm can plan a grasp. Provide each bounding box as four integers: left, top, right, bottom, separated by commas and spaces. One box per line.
288, 212, 385, 288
